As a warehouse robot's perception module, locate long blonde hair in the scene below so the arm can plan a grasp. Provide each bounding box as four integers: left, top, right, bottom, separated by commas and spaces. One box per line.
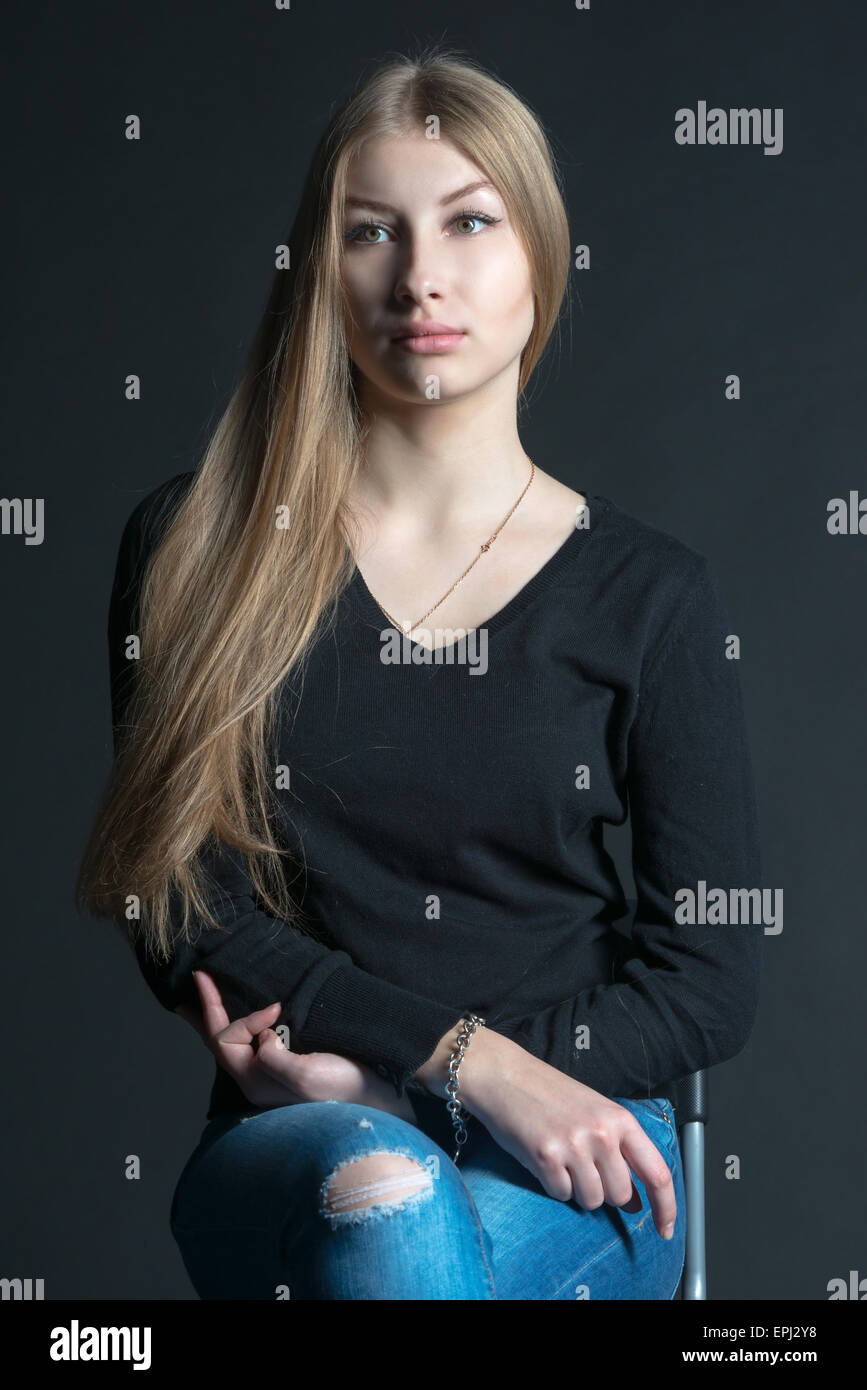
76, 43, 573, 964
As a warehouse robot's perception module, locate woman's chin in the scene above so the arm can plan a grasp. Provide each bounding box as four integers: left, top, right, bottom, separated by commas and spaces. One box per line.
370, 365, 503, 407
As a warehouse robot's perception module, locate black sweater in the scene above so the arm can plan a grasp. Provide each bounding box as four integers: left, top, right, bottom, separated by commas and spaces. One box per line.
108, 472, 763, 1121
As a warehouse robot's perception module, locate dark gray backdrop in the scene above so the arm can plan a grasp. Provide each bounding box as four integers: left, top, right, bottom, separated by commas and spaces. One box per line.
2, 0, 864, 1300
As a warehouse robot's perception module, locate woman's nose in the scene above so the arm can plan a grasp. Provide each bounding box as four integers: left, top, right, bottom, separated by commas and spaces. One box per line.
392, 235, 449, 304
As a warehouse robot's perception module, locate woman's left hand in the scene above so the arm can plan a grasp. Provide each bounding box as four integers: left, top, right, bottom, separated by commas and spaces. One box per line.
173, 969, 417, 1121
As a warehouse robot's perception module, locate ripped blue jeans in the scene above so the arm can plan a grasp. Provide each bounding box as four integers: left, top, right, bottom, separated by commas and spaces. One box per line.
169, 1090, 686, 1300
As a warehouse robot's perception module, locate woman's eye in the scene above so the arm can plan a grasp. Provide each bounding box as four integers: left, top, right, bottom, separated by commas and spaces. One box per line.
452, 213, 493, 235
345, 211, 498, 244
350, 224, 389, 244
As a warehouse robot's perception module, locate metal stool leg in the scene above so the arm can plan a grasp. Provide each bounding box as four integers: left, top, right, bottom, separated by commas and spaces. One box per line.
675, 1070, 708, 1300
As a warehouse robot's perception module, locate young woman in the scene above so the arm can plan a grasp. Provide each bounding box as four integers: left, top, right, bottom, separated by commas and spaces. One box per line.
78, 47, 763, 1300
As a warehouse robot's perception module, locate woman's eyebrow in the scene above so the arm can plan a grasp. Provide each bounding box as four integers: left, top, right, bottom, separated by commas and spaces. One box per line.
344, 180, 497, 214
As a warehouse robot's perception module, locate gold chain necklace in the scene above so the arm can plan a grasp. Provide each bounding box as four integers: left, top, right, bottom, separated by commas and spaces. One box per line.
370, 459, 536, 634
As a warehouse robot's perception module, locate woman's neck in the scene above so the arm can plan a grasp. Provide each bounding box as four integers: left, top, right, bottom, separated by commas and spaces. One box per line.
351, 372, 530, 537
349, 446, 534, 541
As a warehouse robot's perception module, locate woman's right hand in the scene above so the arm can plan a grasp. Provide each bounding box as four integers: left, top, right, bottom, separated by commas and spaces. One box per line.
174, 970, 416, 1121
458, 1029, 678, 1241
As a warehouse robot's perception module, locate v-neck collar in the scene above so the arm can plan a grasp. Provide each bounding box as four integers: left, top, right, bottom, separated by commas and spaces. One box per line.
347, 490, 610, 654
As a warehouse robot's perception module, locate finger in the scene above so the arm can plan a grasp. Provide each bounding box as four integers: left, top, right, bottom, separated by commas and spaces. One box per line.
208, 1012, 284, 1094
179, 973, 285, 1100
619, 1125, 677, 1238
255, 1030, 303, 1076
561, 1152, 606, 1210
593, 1147, 644, 1213
191, 970, 230, 1038
254, 1033, 308, 1093
216, 1002, 283, 1048
193, 971, 282, 1047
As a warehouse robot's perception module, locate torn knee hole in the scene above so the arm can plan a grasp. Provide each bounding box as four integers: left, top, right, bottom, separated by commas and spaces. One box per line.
322, 1152, 432, 1220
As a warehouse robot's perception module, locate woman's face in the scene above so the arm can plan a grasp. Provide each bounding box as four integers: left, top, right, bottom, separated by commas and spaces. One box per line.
340, 131, 535, 406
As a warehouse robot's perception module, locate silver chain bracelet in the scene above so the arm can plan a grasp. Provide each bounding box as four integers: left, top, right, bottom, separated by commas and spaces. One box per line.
445, 1015, 486, 1163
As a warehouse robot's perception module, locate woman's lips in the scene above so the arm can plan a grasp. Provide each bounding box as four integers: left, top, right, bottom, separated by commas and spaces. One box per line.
392, 331, 466, 353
